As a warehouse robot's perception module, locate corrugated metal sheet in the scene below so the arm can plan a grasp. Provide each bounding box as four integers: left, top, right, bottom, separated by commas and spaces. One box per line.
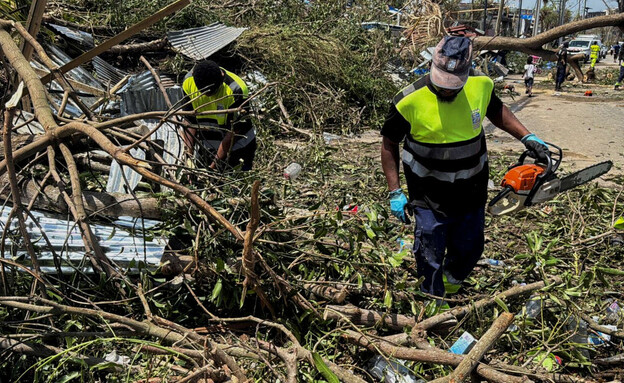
47, 23, 95, 48
13, 111, 45, 135
118, 71, 184, 116
121, 70, 177, 92
92, 56, 128, 86
32, 45, 106, 117
107, 121, 183, 194
45, 44, 104, 91
0, 206, 165, 274
167, 23, 247, 61
106, 146, 146, 194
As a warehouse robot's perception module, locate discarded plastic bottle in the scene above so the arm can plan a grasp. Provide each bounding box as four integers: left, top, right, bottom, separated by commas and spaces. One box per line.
368, 355, 421, 383
397, 238, 413, 253
449, 331, 477, 354
478, 258, 506, 267
566, 317, 591, 358
283, 163, 302, 180
525, 296, 542, 319
322, 132, 341, 144
605, 299, 621, 323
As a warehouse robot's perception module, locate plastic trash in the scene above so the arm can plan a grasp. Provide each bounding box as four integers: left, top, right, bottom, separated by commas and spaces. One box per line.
525, 296, 542, 319
104, 350, 132, 366
368, 355, 421, 383
588, 325, 617, 345
477, 258, 506, 267
322, 132, 341, 144
606, 300, 621, 322
487, 179, 496, 190
397, 238, 413, 253
566, 317, 591, 358
449, 331, 477, 354
283, 163, 302, 180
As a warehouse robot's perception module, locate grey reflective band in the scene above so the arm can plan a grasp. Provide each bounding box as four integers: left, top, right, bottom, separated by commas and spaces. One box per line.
404, 132, 483, 160
393, 76, 427, 105
402, 150, 488, 182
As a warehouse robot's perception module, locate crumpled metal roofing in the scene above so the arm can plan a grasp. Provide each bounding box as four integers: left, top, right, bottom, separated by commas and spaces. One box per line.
47, 23, 95, 48
119, 71, 184, 116
32, 44, 106, 117
107, 120, 183, 194
167, 22, 247, 61
92, 56, 128, 87
0, 206, 166, 274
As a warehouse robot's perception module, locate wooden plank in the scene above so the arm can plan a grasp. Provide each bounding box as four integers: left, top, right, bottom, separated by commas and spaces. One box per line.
20, 0, 47, 61
40, 0, 190, 85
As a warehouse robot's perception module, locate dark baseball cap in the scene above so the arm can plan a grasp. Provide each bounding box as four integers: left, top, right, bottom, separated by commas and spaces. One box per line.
430, 36, 473, 90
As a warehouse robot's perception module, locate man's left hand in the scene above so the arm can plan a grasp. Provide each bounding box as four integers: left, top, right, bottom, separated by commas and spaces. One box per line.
521, 133, 550, 164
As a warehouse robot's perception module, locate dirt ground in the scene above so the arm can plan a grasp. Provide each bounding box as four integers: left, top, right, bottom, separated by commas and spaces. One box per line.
487, 59, 624, 180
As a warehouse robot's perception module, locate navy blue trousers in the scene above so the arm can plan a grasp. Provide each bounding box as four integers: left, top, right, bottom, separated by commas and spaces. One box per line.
412, 206, 485, 298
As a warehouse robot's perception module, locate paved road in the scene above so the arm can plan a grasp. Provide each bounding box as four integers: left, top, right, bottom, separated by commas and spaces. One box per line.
486, 70, 624, 178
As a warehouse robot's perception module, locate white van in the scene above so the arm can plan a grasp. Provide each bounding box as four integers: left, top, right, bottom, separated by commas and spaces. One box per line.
567, 37, 602, 62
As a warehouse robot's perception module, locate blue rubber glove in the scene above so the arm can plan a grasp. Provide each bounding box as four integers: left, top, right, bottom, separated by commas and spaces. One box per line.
521, 133, 550, 163
389, 188, 409, 223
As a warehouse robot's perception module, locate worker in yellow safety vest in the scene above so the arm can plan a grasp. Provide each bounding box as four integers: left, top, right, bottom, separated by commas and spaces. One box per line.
182, 60, 256, 171
590, 43, 601, 69
381, 36, 554, 304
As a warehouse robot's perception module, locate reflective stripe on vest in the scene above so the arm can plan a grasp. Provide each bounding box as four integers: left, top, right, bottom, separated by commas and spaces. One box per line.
402, 144, 488, 182
403, 131, 484, 160
393, 76, 492, 187
395, 76, 493, 144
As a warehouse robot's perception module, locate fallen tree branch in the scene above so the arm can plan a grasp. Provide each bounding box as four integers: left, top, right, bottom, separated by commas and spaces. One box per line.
343, 329, 528, 383
0, 296, 248, 382
431, 312, 515, 383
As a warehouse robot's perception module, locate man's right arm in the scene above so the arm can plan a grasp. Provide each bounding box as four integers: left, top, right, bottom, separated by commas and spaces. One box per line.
380, 104, 410, 192
381, 137, 401, 191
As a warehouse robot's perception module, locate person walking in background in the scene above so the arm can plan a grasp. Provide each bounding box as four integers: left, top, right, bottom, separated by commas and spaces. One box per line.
555, 42, 568, 91
614, 47, 624, 90
523, 56, 535, 97
590, 42, 600, 69
380, 36, 552, 304
613, 43, 620, 63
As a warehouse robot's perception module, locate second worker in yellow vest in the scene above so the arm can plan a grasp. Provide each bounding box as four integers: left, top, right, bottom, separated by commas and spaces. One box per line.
381, 36, 554, 302
590, 43, 601, 69
182, 60, 256, 171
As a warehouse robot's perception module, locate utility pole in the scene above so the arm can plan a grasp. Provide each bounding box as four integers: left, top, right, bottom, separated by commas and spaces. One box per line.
517, 0, 523, 37
496, 0, 505, 35
533, 0, 541, 36
577, 0, 582, 19
470, 0, 474, 23
484, 0, 488, 33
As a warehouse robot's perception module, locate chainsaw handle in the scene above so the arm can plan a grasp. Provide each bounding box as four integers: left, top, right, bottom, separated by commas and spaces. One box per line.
488, 185, 513, 208
515, 142, 562, 177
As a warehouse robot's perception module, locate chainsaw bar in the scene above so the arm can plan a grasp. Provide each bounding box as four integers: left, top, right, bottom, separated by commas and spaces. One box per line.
559, 161, 613, 192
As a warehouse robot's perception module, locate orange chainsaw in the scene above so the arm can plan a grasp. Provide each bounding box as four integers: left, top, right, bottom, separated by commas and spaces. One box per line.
488, 144, 612, 216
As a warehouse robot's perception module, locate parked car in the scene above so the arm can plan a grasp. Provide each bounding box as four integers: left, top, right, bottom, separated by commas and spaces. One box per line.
567, 38, 603, 63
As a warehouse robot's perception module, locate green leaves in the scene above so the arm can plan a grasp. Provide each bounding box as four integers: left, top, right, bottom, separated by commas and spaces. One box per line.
312, 352, 340, 383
